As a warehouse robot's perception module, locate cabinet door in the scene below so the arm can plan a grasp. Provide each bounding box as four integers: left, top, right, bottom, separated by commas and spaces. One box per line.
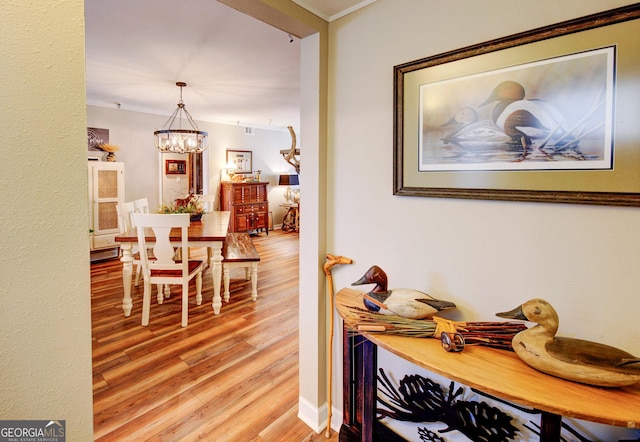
254, 212, 267, 229
90, 163, 124, 236
235, 214, 249, 231
220, 183, 233, 210
247, 213, 257, 230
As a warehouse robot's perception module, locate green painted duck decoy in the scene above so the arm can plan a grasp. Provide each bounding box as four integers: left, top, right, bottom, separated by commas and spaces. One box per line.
351, 265, 456, 320
496, 298, 640, 387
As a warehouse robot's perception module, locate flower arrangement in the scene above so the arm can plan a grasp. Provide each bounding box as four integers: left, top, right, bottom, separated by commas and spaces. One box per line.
158, 194, 205, 220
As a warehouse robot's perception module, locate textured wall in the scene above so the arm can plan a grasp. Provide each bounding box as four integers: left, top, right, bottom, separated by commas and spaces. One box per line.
0, 1, 94, 439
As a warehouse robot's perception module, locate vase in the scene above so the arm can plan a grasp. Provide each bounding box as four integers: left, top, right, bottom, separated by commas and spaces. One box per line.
106, 152, 116, 162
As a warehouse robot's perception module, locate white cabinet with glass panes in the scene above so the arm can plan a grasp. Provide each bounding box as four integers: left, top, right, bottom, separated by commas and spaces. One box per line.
88, 161, 124, 252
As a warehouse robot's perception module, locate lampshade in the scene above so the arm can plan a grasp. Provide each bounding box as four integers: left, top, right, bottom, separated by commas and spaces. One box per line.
279, 174, 299, 186
154, 82, 208, 154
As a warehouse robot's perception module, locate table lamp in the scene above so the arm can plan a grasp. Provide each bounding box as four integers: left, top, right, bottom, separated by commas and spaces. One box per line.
279, 174, 299, 202
224, 161, 237, 181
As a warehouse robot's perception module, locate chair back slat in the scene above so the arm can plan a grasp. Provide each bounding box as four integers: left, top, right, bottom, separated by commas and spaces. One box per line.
116, 201, 136, 233
148, 226, 176, 266
133, 213, 190, 277
133, 197, 150, 214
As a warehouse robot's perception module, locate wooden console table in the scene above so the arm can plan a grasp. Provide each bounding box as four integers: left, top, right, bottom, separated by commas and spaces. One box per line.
336, 288, 640, 442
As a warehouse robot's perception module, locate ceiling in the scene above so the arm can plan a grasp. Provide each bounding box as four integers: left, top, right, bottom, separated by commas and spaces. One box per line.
84, 0, 373, 131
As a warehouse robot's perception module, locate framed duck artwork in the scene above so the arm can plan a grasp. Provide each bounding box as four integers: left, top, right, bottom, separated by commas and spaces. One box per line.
393, 4, 640, 206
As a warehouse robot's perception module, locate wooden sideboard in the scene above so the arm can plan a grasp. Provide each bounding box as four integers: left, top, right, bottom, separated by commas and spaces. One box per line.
220, 181, 269, 235
336, 288, 640, 442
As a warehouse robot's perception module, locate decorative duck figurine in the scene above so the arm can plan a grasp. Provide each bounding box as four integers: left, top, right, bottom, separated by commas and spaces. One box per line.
496, 298, 640, 387
351, 265, 456, 319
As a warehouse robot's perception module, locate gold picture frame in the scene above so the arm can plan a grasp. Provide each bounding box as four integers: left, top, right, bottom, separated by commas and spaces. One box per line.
393, 5, 640, 206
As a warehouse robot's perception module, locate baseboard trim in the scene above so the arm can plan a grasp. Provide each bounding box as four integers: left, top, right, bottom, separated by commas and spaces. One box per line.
298, 396, 326, 433
330, 408, 343, 432
297, 397, 343, 434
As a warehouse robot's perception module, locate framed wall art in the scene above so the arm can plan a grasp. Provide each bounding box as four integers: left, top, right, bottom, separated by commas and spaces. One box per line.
393, 5, 640, 206
165, 159, 186, 175
87, 127, 109, 152
87, 127, 109, 160
226, 149, 253, 174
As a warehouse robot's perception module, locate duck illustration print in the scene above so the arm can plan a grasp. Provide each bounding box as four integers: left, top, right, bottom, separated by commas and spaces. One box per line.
419, 47, 615, 172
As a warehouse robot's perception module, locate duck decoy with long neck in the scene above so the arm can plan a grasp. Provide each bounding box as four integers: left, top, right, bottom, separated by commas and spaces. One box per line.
352, 265, 456, 320
497, 298, 640, 387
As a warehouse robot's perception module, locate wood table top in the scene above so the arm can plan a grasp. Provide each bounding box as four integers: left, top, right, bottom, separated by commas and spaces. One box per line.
336, 287, 640, 428
115, 211, 230, 242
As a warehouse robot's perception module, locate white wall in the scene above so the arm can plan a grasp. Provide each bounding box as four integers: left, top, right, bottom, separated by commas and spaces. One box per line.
87, 105, 297, 224
324, 0, 640, 435
0, 0, 94, 439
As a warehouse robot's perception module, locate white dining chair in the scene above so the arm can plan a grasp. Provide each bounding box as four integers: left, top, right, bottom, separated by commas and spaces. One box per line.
132, 196, 159, 291
199, 194, 216, 267
133, 197, 150, 214
133, 213, 205, 327
133, 196, 171, 296
200, 194, 216, 212
116, 201, 143, 287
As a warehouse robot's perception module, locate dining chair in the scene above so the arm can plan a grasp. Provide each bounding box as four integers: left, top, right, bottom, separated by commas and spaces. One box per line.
199, 194, 216, 267
133, 197, 150, 214
116, 201, 143, 287
200, 194, 216, 212
133, 213, 205, 327
132, 196, 160, 291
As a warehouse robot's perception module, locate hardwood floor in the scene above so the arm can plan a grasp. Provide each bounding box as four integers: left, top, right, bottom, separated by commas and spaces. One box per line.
91, 230, 339, 441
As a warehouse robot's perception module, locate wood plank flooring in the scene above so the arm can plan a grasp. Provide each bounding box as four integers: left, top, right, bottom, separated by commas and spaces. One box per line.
91, 230, 339, 441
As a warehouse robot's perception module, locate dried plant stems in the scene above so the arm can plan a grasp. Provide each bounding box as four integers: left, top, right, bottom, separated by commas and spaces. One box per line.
348, 307, 437, 338
347, 306, 527, 350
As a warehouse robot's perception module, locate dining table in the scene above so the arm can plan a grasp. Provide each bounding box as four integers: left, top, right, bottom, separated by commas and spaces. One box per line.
114, 211, 230, 318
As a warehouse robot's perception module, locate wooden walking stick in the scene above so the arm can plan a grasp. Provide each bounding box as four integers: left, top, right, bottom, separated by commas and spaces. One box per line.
323, 254, 353, 438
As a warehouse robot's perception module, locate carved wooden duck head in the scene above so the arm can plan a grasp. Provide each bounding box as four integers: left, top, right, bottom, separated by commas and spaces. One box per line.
351, 265, 388, 294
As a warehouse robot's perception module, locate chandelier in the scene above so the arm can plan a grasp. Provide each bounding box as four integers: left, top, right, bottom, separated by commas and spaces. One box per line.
154, 82, 208, 153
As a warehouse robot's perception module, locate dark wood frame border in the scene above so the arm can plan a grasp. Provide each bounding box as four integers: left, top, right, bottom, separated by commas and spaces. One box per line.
393, 5, 640, 206
165, 159, 186, 175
